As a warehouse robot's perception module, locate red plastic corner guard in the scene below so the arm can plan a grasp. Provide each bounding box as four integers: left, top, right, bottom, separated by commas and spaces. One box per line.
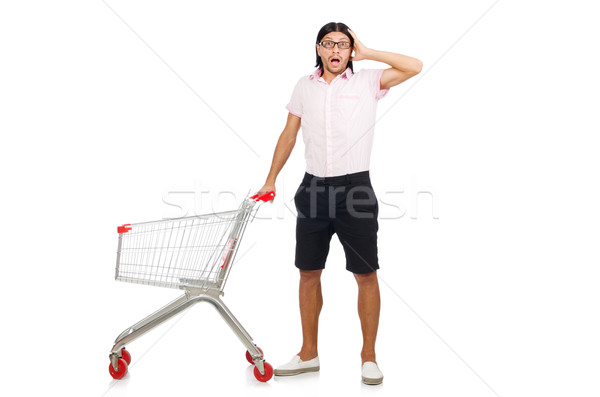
117, 224, 132, 234
250, 191, 276, 202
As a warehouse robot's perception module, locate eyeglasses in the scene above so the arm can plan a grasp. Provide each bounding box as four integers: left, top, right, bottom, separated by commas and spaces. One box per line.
319, 40, 351, 50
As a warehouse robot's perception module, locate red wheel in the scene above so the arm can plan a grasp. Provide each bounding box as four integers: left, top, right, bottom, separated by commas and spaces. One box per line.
109, 358, 128, 379
245, 347, 263, 364
253, 362, 273, 382
121, 348, 131, 365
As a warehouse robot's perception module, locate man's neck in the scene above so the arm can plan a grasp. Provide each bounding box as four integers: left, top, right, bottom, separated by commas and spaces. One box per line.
320, 67, 345, 84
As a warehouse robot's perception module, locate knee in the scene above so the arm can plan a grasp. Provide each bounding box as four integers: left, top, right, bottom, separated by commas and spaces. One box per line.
354, 271, 378, 286
300, 269, 322, 285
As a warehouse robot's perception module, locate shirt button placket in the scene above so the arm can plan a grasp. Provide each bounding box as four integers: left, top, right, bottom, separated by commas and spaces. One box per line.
325, 81, 334, 176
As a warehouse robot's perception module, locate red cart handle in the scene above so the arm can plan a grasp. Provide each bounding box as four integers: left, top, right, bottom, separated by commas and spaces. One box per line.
250, 191, 275, 202
117, 224, 132, 234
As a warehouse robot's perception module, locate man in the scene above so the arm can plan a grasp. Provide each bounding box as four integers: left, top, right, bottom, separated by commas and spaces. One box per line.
257, 22, 422, 385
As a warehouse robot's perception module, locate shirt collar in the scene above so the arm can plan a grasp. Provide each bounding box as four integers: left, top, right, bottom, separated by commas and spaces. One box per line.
310, 68, 322, 80
310, 67, 354, 82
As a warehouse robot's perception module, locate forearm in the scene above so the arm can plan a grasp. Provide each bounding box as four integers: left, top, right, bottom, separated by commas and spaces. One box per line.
364, 48, 422, 74
265, 133, 296, 185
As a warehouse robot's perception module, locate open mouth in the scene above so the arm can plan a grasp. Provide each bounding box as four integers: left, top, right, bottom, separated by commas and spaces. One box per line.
330, 57, 341, 67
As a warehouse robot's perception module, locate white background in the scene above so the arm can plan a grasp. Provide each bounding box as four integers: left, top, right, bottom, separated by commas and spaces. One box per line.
1, 0, 599, 396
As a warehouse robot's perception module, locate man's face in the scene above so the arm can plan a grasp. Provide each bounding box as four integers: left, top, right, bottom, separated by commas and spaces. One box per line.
316, 32, 352, 75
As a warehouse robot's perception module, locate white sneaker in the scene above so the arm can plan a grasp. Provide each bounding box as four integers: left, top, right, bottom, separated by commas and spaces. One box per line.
362, 361, 383, 385
273, 355, 320, 376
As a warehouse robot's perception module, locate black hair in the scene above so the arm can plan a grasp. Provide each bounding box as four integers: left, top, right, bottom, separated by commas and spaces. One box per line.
315, 22, 354, 73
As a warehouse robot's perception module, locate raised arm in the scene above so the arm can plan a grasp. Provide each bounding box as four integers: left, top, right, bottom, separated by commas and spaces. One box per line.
257, 112, 302, 199
348, 29, 423, 90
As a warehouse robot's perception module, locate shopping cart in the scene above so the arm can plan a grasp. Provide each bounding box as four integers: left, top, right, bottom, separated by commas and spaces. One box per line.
108, 191, 276, 382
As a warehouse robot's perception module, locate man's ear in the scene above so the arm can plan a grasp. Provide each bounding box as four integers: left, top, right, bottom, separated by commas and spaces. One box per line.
316, 43, 321, 58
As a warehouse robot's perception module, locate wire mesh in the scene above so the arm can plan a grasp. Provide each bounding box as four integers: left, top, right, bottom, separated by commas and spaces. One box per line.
116, 203, 253, 291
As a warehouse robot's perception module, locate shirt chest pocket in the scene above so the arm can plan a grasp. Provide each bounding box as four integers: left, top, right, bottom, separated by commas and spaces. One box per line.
337, 93, 361, 120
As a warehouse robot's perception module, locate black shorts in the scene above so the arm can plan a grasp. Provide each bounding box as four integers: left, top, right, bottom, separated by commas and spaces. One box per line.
293, 171, 379, 274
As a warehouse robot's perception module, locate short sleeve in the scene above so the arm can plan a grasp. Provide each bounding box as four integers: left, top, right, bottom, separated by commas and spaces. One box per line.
375, 69, 390, 100
286, 78, 304, 118
371, 69, 390, 100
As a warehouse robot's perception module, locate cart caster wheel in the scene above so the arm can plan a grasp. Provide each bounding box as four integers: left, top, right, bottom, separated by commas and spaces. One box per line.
245, 347, 264, 364
253, 362, 273, 382
121, 348, 131, 365
109, 358, 128, 379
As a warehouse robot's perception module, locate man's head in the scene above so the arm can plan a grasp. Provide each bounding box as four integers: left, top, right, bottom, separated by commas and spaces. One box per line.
315, 22, 354, 75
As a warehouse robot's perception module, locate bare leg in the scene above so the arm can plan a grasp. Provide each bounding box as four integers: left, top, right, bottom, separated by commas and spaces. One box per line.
354, 271, 381, 364
298, 269, 323, 361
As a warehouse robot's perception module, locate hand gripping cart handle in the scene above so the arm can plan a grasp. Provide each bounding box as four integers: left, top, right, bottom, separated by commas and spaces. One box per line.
108, 191, 276, 382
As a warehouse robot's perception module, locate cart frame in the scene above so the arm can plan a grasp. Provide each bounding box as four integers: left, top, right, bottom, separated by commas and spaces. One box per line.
108, 191, 275, 381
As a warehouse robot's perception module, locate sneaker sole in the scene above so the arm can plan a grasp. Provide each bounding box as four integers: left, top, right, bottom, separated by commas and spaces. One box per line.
273, 366, 320, 376
362, 376, 383, 385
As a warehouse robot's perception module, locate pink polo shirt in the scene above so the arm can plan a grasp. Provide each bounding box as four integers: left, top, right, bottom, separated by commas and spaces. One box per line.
286, 67, 389, 178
